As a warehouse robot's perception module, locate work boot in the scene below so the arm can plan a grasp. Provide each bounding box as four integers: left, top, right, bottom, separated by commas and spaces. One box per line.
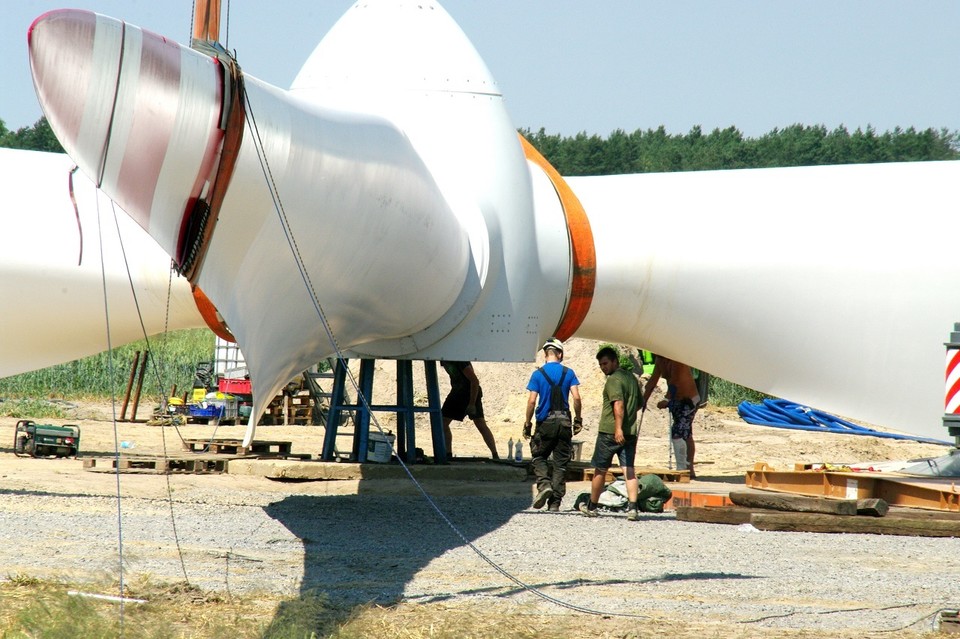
627, 508, 639, 521
532, 486, 554, 509
547, 501, 560, 512
578, 502, 599, 518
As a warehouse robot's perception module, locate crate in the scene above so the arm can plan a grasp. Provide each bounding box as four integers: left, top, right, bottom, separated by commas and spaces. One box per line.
218, 378, 252, 394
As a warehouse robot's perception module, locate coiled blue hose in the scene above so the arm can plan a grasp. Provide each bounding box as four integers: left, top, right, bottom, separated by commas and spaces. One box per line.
737, 398, 951, 445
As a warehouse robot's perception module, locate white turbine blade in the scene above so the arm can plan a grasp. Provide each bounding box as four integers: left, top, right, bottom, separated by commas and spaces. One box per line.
0, 148, 203, 378
571, 161, 960, 441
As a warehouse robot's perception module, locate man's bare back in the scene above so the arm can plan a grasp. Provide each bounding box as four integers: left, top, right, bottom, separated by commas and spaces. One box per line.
659, 357, 698, 401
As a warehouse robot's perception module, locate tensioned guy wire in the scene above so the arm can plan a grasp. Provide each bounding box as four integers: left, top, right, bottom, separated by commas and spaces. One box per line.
94, 188, 127, 634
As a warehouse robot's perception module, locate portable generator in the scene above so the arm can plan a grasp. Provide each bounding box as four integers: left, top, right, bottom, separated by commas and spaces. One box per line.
13, 420, 80, 458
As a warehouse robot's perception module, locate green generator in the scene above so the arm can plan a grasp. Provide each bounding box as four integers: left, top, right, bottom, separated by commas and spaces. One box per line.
13, 420, 80, 458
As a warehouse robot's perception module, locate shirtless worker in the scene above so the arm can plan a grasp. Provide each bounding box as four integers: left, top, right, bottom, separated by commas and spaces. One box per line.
641, 355, 700, 479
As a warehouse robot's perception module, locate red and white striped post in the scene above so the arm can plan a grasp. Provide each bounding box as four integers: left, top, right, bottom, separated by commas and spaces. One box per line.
944, 323, 960, 447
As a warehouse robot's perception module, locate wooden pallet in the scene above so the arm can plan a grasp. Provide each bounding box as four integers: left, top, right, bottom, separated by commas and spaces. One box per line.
83, 456, 229, 474
746, 462, 960, 512
566, 463, 690, 483
261, 390, 317, 425
180, 438, 292, 456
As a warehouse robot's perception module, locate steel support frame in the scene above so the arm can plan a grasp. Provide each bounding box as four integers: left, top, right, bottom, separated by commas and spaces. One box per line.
321, 358, 445, 463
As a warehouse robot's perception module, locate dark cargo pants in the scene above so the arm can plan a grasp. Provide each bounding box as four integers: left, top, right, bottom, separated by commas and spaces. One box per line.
530, 413, 573, 506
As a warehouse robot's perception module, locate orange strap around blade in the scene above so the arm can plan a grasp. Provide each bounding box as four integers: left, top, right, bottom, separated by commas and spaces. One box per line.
519, 135, 596, 341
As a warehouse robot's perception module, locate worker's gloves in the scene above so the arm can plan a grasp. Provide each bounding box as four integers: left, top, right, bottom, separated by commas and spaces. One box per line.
523, 422, 532, 439
573, 417, 583, 435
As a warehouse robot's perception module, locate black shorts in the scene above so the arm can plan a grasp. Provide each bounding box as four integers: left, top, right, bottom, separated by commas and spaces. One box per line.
441, 386, 484, 421
590, 432, 638, 471
669, 399, 698, 440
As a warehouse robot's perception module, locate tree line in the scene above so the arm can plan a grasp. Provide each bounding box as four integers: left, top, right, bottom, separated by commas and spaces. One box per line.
3, 115, 957, 173
521, 124, 959, 175
0, 117, 63, 153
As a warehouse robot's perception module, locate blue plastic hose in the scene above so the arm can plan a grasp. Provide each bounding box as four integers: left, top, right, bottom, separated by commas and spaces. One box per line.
737, 398, 952, 445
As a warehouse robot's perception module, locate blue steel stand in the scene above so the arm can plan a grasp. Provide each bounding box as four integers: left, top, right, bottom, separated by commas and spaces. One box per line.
321, 358, 446, 463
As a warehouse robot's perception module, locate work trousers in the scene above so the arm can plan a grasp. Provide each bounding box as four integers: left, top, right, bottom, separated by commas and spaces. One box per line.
530, 414, 573, 504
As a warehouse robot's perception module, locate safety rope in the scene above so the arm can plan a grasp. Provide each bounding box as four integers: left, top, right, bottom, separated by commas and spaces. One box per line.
95, 189, 127, 633
224, 0, 231, 51
106, 196, 193, 585
241, 91, 649, 620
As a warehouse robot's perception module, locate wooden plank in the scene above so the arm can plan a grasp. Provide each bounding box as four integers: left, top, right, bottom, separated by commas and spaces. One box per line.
885, 507, 960, 521
565, 463, 689, 483
676, 505, 753, 525
856, 498, 889, 517
750, 512, 960, 537
729, 491, 857, 515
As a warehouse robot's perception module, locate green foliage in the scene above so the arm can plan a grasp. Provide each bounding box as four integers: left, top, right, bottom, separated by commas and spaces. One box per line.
0, 329, 215, 401
0, 398, 69, 419
0, 117, 64, 153
520, 124, 960, 175
707, 376, 771, 407
594, 343, 634, 371
0, 577, 266, 639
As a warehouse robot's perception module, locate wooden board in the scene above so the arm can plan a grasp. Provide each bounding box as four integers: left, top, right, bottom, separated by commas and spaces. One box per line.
729, 491, 858, 515
565, 463, 689, 483
676, 505, 753, 525
750, 512, 960, 537
677, 504, 960, 537
857, 498, 889, 517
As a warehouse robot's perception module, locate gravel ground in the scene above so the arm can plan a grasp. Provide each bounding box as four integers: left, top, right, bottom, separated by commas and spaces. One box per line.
1, 358, 956, 638
1, 470, 956, 636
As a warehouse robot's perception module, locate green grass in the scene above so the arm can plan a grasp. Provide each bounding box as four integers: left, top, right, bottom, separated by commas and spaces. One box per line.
707, 376, 771, 407
0, 398, 70, 419
0, 576, 268, 639
0, 329, 214, 402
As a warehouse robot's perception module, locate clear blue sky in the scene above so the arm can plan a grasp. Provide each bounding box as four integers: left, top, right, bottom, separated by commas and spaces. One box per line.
4, 1, 959, 138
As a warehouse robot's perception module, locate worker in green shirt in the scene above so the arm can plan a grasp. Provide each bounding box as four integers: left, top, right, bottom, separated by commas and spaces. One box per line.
579, 346, 642, 521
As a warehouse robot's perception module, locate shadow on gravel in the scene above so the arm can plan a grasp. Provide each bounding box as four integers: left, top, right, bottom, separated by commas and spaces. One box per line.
412, 570, 760, 604
640, 571, 761, 583
262, 492, 528, 637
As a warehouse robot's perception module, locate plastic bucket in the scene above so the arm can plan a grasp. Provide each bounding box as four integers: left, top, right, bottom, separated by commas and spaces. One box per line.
367, 431, 395, 463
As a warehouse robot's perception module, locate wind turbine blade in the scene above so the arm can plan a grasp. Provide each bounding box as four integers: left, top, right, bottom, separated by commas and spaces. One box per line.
0, 148, 203, 378
571, 161, 960, 441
